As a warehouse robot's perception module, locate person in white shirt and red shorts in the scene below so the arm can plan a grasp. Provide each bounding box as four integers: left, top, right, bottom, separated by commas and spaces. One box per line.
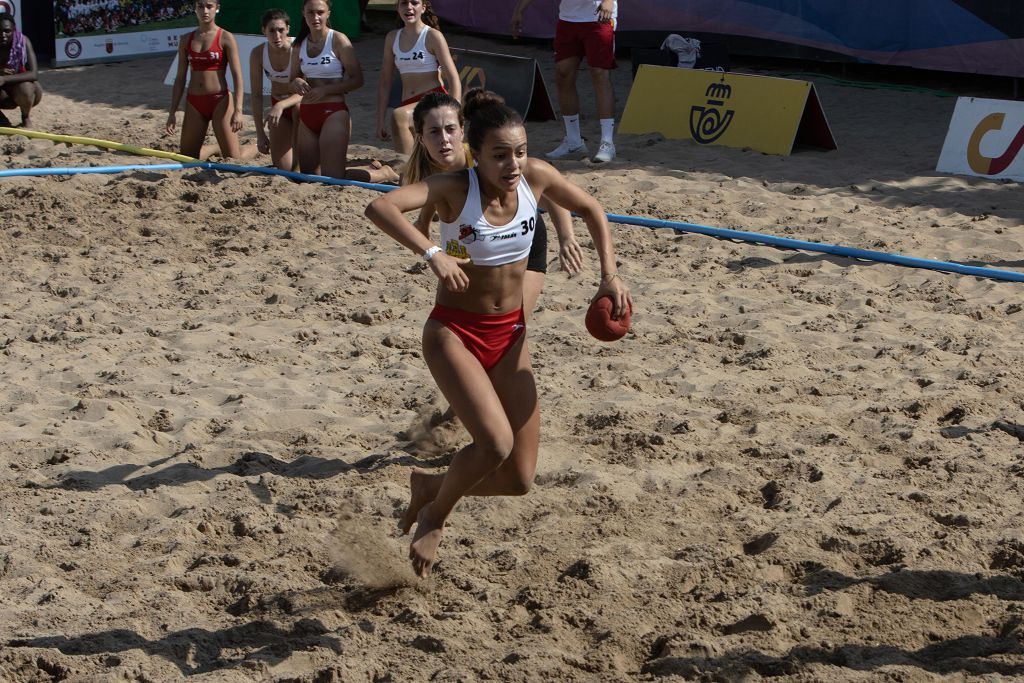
510, 0, 617, 163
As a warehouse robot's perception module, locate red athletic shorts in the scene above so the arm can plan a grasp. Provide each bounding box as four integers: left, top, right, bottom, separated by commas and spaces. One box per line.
299, 101, 349, 134
186, 90, 227, 119
401, 85, 448, 108
553, 19, 616, 70
429, 304, 526, 371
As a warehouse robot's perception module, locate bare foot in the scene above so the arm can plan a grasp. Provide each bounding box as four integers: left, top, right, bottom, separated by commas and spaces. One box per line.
18, 117, 30, 129
238, 142, 262, 161
198, 143, 220, 160
376, 163, 400, 184
400, 468, 437, 534
409, 502, 445, 578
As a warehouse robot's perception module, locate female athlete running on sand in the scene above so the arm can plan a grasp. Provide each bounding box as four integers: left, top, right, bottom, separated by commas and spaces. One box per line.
403, 90, 586, 318
366, 89, 631, 578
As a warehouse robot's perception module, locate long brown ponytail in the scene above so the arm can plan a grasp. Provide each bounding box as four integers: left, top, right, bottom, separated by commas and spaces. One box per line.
421, 0, 440, 29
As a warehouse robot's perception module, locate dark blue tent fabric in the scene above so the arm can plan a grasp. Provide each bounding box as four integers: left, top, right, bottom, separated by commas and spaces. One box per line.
436, 0, 1024, 77
739, 0, 1006, 49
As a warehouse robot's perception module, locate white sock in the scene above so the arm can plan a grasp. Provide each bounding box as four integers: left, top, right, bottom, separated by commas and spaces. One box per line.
600, 118, 615, 144
563, 115, 582, 145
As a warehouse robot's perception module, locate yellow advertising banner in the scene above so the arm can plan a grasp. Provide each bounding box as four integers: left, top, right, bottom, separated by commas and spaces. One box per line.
619, 65, 836, 156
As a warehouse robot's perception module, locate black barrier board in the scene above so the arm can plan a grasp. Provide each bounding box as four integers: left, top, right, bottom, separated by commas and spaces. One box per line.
390, 48, 555, 121
794, 85, 837, 151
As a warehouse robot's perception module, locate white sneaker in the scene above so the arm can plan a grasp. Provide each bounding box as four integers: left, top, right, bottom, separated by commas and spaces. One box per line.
592, 141, 616, 163
546, 137, 588, 159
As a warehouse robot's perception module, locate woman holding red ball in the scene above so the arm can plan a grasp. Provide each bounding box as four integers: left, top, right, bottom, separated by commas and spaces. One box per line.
366, 89, 631, 579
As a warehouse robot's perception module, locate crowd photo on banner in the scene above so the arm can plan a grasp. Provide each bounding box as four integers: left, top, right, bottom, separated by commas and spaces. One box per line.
56, 0, 193, 36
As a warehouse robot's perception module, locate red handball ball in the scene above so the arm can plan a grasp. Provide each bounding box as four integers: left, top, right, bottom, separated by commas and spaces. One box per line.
586, 296, 631, 342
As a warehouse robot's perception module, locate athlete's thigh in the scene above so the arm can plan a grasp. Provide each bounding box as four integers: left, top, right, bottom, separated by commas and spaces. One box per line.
296, 121, 320, 173
270, 114, 295, 167
180, 105, 210, 158
489, 334, 539, 471
423, 319, 513, 446
319, 109, 351, 174
209, 95, 240, 157
393, 102, 415, 125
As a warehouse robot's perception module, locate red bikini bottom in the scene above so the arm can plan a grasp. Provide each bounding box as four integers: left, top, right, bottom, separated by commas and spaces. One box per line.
299, 101, 349, 134
400, 85, 448, 108
429, 304, 525, 372
186, 90, 227, 119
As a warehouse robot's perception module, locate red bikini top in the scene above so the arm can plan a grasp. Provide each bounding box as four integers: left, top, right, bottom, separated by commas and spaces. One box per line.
188, 29, 225, 72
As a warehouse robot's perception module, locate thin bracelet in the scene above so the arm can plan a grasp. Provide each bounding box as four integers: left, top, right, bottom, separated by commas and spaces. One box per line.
601, 273, 621, 282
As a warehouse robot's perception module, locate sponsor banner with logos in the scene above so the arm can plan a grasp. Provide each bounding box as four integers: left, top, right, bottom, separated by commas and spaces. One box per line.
938, 97, 1024, 182
619, 65, 835, 156
0, 0, 21, 28
388, 48, 554, 121
57, 29, 182, 65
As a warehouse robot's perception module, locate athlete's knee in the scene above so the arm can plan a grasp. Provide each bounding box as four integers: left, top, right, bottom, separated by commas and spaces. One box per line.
505, 467, 535, 496
555, 62, 577, 83
475, 431, 514, 468
393, 106, 412, 125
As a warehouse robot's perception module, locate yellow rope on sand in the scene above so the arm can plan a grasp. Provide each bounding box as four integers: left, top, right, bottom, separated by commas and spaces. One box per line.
0, 126, 198, 162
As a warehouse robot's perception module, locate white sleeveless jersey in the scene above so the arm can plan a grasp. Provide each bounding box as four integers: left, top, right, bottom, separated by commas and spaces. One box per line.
440, 168, 537, 266
299, 30, 345, 79
559, 0, 617, 23
262, 43, 291, 84
393, 26, 439, 74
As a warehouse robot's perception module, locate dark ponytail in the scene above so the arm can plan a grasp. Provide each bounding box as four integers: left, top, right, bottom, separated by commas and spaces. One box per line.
463, 88, 522, 152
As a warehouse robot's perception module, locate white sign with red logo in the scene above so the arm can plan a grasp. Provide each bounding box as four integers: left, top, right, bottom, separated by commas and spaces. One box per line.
55, 28, 182, 66
0, 0, 21, 29
937, 96, 1024, 182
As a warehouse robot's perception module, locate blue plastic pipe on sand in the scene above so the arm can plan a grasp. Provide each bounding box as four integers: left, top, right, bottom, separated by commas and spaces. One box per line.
0, 163, 194, 177
0, 161, 396, 193
201, 161, 398, 193
605, 213, 1024, 283
1, 161, 1022, 284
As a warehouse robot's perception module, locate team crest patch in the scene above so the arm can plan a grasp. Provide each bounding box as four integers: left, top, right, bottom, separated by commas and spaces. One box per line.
458, 224, 479, 243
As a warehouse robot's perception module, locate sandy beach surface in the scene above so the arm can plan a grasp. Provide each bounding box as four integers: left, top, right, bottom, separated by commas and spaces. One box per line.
2, 25, 1024, 683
